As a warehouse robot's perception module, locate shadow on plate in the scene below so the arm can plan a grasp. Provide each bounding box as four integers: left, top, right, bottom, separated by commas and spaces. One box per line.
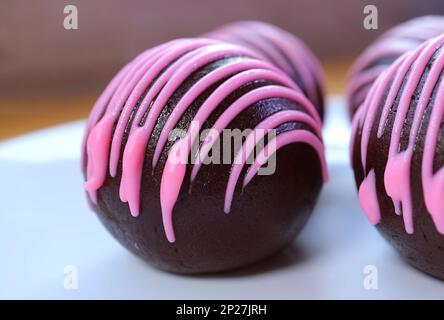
181, 243, 309, 279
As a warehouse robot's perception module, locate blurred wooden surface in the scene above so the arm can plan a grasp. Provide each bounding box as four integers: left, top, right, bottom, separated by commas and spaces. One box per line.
0, 58, 351, 141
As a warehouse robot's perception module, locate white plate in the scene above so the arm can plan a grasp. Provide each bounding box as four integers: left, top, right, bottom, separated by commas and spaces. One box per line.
0, 97, 443, 300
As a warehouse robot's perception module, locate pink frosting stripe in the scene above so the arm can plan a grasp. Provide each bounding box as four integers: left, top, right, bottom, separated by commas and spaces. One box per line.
358, 169, 380, 224
84, 115, 115, 202
355, 34, 444, 234
160, 139, 190, 242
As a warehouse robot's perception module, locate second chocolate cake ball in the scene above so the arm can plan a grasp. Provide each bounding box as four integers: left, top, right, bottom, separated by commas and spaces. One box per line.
347, 15, 444, 118
82, 39, 328, 274
351, 34, 444, 280
204, 21, 325, 119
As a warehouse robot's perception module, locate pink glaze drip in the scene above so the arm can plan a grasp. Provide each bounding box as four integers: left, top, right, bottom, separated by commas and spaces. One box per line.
160, 140, 189, 242
204, 21, 325, 109
84, 39, 326, 243
353, 34, 444, 234
81, 64, 131, 171
358, 169, 381, 224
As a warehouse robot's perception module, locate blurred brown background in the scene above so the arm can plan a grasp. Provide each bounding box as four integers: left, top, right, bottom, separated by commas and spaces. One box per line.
1, 0, 443, 139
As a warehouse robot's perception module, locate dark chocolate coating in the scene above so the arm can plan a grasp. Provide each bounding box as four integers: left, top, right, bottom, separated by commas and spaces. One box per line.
85, 57, 323, 274
352, 60, 444, 280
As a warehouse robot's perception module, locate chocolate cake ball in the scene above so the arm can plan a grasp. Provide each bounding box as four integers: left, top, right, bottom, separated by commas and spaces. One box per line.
351, 34, 444, 280
204, 21, 325, 119
82, 39, 328, 274
347, 15, 444, 118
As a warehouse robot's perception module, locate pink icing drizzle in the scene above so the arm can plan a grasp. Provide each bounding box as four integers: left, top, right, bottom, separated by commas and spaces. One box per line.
160, 140, 189, 242
84, 39, 326, 242
353, 34, 444, 234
